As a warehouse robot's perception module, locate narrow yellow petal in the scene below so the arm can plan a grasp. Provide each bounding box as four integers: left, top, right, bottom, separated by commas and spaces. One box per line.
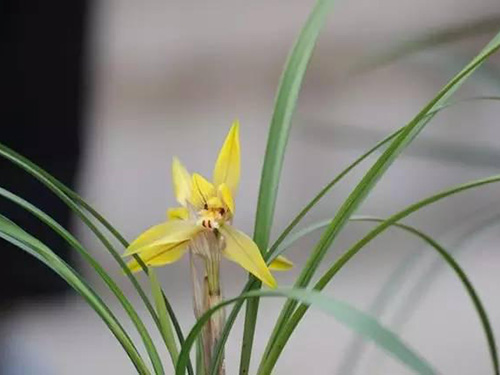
124, 220, 200, 256
127, 241, 188, 273
167, 207, 189, 221
213, 121, 240, 194
218, 183, 234, 213
220, 224, 276, 288
172, 157, 192, 206
269, 255, 294, 271
190, 173, 215, 209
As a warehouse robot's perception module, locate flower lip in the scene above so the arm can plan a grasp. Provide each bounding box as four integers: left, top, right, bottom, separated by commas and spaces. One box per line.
196, 201, 230, 231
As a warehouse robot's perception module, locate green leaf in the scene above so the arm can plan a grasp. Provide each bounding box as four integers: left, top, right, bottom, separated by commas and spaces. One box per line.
0, 143, 193, 375
0, 187, 165, 374
260, 30, 500, 373
241, 0, 336, 372
338, 211, 500, 375
265, 175, 500, 375
150, 269, 179, 366
253, 0, 335, 251
0, 145, 155, 315
209, 94, 500, 375
212, 125, 402, 374
59, 183, 191, 373
272, 216, 499, 375
299, 28, 500, 308
269, 95, 500, 263
0, 215, 152, 375
177, 289, 437, 375
196, 337, 206, 375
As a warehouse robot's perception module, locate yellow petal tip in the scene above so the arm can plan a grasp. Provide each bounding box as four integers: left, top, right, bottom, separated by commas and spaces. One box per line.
269, 255, 294, 271
213, 122, 240, 194
172, 157, 191, 206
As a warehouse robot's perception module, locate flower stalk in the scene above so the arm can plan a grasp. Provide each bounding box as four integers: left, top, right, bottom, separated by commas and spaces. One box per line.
190, 232, 226, 374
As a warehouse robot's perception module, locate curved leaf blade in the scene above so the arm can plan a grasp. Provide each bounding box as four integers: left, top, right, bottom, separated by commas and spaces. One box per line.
150, 269, 179, 366
178, 289, 437, 375
0, 142, 193, 375
242, 0, 337, 372
209, 94, 500, 375
0, 187, 165, 374
0, 215, 152, 375
266, 176, 500, 375
261, 30, 500, 373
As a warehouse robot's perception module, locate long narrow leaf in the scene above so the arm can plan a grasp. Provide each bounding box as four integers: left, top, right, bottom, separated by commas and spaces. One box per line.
269, 95, 500, 261
338, 210, 500, 375
0, 143, 193, 375
297, 29, 500, 317
265, 175, 500, 374
212, 126, 402, 374
58, 182, 190, 373
273, 216, 498, 375
378, 212, 500, 374
178, 289, 437, 375
209, 94, 500, 375
261, 31, 500, 371
150, 269, 179, 366
241, 0, 336, 372
0, 187, 165, 374
0, 215, 151, 375
0, 145, 157, 318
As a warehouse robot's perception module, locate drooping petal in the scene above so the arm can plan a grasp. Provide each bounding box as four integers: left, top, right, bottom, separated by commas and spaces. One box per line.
172, 157, 192, 206
167, 207, 190, 221
213, 121, 240, 194
127, 241, 188, 273
124, 220, 200, 256
269, 255, 294, 271
218, 183, 234, 213
220, 224, 276, 288
190, 173, 215, 209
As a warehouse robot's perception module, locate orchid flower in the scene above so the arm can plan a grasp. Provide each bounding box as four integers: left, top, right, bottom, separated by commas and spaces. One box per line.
123, 121, 292, 288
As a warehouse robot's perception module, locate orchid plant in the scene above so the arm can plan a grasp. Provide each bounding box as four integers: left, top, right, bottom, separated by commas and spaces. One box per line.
1, 1, 500, 374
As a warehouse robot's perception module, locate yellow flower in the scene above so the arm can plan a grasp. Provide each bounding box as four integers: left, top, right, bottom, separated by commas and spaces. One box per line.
123, 121, 292, 288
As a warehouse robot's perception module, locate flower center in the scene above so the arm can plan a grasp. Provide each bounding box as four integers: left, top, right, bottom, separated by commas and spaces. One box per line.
197, 203, 227, 230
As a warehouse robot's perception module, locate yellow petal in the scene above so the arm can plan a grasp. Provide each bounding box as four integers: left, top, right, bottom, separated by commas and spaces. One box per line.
124, 220, 200, 256
172, 157, 192, 206
167, 207, 189, 221
127, 241, 188, 273
269, 255, 294, 271
190, 173, 215, 209
213, 121, 240, 194
220, 224, 276, 288
218, 183, 234, 213
207, 196, 223, 209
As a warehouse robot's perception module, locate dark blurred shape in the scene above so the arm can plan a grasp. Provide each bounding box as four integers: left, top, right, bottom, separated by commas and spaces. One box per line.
0, 0, 89, 306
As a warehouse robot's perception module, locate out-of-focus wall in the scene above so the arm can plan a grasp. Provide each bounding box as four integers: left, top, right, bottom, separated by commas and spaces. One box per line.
4, 0, 500, 374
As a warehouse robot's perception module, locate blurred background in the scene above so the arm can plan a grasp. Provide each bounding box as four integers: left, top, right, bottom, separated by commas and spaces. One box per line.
1, 0, 500, 374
